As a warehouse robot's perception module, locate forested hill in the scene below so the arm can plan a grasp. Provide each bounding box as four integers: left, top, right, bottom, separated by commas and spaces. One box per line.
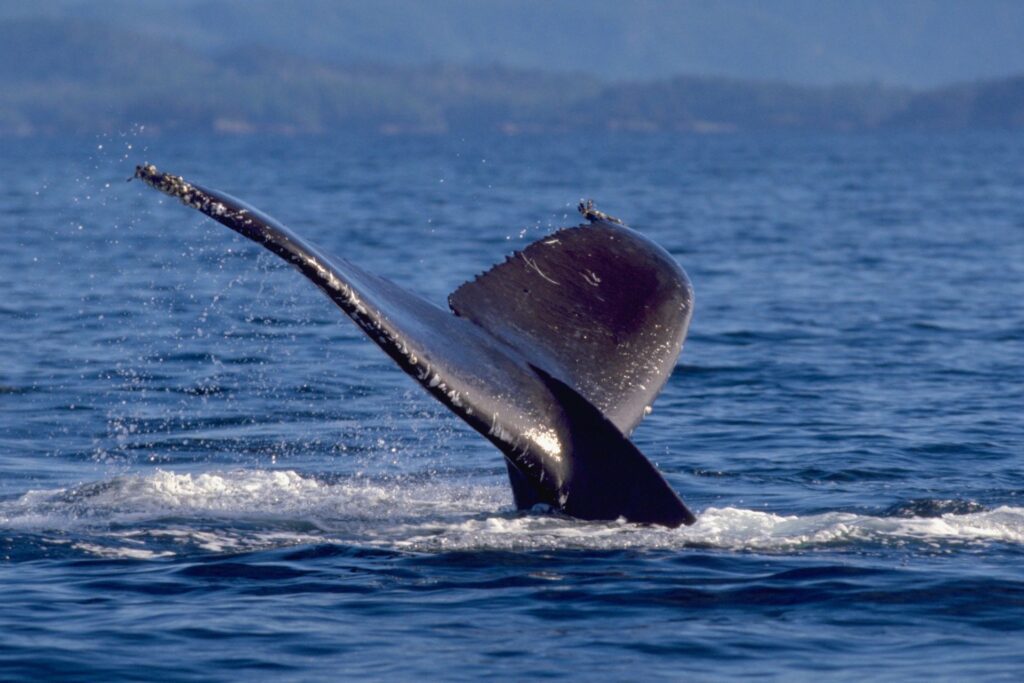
8, 0, 1024, 86
3, 17, 1023, 136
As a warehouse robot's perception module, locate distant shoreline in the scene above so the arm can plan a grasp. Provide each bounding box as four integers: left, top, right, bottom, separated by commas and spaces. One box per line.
3, 17, 1022, 137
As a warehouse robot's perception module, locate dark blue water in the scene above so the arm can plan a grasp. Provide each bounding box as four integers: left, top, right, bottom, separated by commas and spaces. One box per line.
2, 132, 1023, 680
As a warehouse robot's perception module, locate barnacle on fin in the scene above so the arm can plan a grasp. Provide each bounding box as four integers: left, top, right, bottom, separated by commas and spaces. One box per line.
578, 199, 625, 226
134, 163, 226, 216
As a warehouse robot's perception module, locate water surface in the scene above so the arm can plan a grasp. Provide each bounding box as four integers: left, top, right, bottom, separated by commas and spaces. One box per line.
2, 132, 1023, 680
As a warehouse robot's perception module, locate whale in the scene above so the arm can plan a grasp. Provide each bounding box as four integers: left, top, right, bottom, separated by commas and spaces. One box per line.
134, 164, 697, 527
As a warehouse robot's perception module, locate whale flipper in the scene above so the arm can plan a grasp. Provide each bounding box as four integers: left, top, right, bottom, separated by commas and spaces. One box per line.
134, 164, 696, 527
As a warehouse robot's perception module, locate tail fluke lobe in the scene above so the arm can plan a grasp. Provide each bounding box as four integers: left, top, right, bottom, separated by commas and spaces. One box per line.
530, 366, 696, 527
449, 216, 693, 436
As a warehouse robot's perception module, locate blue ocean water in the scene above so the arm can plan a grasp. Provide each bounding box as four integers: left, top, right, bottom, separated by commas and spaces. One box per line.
2, 131, 1023, 681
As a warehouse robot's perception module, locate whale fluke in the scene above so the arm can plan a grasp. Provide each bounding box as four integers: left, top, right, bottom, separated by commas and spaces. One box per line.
134, 163, 696, 527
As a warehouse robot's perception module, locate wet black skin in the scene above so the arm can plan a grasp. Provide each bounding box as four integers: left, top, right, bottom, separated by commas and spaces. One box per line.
134, 164, 697, 527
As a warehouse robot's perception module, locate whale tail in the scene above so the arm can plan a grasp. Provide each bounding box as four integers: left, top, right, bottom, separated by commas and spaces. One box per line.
529, 366, 696, 526
448, 208, 693, 437
134, 164, 697, 527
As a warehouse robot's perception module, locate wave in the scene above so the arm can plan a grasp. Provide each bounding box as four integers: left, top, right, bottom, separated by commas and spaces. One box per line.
2, 469, 1022, 558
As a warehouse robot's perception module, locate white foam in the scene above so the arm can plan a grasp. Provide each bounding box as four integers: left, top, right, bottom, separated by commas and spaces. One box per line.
71, 542, 175, 560
2, 469, 1022, 559
2, 469, 500, 525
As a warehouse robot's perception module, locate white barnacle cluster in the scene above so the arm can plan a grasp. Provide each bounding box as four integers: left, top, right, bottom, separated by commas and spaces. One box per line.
415, 363, 432, 382
418, 364, 472, 415
135, 164, 231, 220
323, 281, 377, 344
422, 371, 462, 408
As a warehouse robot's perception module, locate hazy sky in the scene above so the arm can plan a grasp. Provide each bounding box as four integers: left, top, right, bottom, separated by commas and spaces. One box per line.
6, 0, 1024, 85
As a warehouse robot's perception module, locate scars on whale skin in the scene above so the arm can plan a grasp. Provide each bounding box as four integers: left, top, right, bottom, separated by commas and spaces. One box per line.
134, 164, 697, 527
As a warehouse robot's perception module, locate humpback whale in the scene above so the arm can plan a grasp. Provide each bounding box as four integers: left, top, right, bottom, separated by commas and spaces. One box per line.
134, 164, 697, 527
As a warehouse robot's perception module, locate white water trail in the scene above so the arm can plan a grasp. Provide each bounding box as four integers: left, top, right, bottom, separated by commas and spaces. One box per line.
2, 469, 1022, 558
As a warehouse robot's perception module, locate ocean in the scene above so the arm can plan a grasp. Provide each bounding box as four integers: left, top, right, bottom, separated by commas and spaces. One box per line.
2, 131, 1023, 680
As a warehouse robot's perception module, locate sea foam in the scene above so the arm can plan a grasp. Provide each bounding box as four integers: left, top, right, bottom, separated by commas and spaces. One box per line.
3, 469, 1021, 558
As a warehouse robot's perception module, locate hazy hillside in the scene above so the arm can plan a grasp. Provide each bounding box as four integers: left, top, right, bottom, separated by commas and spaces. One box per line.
2, 16, 1023, 136
886, 76, 1024, 129
4, 0, 1024, 86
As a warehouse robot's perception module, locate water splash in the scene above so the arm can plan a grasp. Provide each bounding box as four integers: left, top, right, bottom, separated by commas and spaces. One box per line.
2, 469, 1022, 559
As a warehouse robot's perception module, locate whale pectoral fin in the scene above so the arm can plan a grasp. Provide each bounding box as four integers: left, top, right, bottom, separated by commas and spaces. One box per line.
449, 218, 694, 436
531, 365, 696, 527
